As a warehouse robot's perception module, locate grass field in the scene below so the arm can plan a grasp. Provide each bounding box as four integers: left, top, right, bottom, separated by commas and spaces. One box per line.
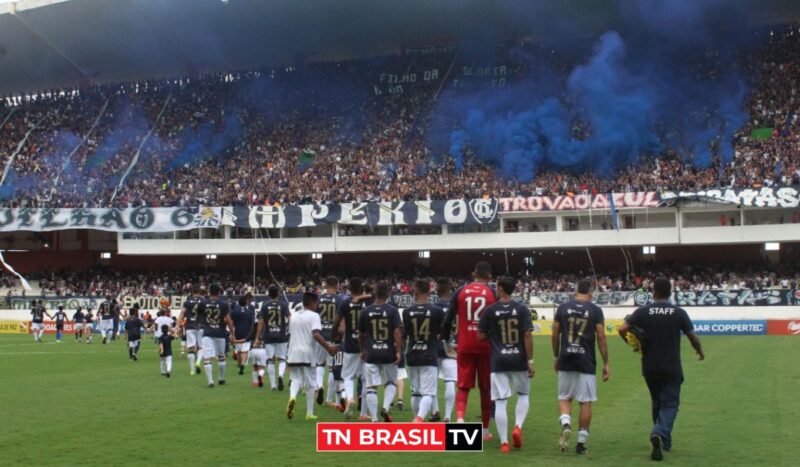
0, 334, 797, 466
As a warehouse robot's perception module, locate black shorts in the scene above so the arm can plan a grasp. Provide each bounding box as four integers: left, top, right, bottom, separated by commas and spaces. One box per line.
332, 351, 344, 381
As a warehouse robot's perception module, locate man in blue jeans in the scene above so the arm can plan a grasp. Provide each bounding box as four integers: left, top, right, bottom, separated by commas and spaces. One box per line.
619, 278, 705, 461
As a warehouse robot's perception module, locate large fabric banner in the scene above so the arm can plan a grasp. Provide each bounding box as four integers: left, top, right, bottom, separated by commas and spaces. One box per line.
499, 192, 661, 212
222, 199, 499, 229
0, 207, 221, 233
660, 186, 800, 208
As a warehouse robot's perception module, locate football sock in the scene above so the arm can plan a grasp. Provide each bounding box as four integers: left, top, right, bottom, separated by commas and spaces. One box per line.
444, 381, 455, 419
188, 353, 196, 372
316, 366, 325, 390
306, 389, 315, 416
252, 369, 259, 384
267, 362, 277, 388
578, 429, 589, 444
166, 356, 172, 374
290, 378, 301, 399
204, 363, 214, 385
515, 395, 529, 429
480, 389, 492, 429
419, 395, 433, 420
495, 399, 509, 444
456, 388, 469, 419
344, 379, 355, 402
128, 347, 133, 359
560, 414, 571, 428
278, 360, 286, 377
218, 361, 227, 381
411, 394, 421, 416
431, 388, 440, 414
161, 358, 167, 375
326, 373, 337, 403
366, 390, 379, 421
383, 384, 397, 411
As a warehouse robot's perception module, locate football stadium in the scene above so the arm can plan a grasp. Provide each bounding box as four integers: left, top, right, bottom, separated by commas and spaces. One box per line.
1, 0, 799, 465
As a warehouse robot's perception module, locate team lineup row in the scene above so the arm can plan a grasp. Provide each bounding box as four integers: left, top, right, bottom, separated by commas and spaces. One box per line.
25, 262, 705, 460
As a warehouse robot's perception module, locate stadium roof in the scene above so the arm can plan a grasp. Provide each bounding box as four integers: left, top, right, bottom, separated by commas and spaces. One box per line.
2, 0, 800, 96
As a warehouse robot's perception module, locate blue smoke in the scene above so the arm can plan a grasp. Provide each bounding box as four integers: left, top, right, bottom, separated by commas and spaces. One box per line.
435, 0, 760, 182
167, 113, 243, 170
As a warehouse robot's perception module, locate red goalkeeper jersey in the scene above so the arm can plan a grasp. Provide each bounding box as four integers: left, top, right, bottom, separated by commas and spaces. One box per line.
444, 281, 497, 354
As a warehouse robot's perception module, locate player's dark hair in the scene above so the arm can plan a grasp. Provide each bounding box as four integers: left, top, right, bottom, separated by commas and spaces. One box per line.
653, 277, 672, 300
375, 282, 390, 300
130, 309, 138, 317
349, 277, 364, 295
414, 279, 430, 294
160, 324, 169, 334
325, 276, 339, 288
192, 284, 202, 294
244, 292, 253, 303
474, 261, 492, 280
238, 296, 247, 306
302, 292, 319, 308
268, 285, 279, 299
577, 279, 593, 295
497, 276, 516, 296
209, 283, 221, 296
436, 277, 451, 295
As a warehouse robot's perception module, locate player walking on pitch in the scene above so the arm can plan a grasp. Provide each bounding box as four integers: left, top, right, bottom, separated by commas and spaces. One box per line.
478, 276, 535, 454
72, 307, 85, 342
196, 284, 235, 388
256, 286, 290, 390
441, 261, 497, 440
331, 277, 370, 419
177, 285, 204, 375
53, 305, 68, 343
30, 300, 51, 343
552, 279, 610, 455
125, 309, 144, 361
286, 292, 337, 420
359, 282, 403, 422
230, 294, 255, 375
403, 279, 445, 423
618, 277, 704, 461
317, 276, 343, 406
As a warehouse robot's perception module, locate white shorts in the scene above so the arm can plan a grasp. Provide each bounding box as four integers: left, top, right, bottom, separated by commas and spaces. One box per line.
249, 348, 267, 367
235, 342, 251, 353
128, 339, 140, 349
364, 363, 398, 388
315, 342, 333, 366
558, 371, 597, 403
397, 367, 407, 381
31, 322, 45, 331
290, 366, 316, 390
186, 329, 202, 348
202, 337, 227, 359
101, 319, 113, 332
74, 323, 84, 331
438, 357, 457, 382
408, 366, 438, 396
491, 371, 530, 401
266, 342, 288, 360
342, 352, 362, 380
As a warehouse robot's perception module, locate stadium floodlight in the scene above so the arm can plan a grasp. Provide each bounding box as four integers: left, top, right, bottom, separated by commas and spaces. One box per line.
206, 254, 218, 259
312, 253, 323, 260
418, 250, 430, 259
101, 252, 111, 259
765, 242, 780, 251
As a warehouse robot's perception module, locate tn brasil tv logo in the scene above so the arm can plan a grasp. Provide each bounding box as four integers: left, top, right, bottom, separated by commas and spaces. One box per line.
317, 423, 483, 452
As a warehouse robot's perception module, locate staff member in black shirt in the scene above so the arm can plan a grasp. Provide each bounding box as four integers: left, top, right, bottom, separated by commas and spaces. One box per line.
619, 277, 705, 462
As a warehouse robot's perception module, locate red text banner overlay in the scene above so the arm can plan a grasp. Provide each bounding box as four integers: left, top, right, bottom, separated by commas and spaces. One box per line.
317, 423, 483, 452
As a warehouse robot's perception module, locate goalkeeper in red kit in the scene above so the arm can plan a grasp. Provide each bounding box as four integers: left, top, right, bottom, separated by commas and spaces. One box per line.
441, 261, 497, 441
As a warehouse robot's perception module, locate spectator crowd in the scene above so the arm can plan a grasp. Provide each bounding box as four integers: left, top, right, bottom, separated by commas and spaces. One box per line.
1, 26, 799, 209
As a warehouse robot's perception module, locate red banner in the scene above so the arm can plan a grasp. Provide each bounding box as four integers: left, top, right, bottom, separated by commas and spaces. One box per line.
767, 320, 800, 336
316, 423, 482, 452
499, 192, 660, 212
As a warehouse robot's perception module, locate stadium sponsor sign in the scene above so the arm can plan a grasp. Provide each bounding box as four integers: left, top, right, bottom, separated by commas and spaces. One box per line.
660, 186, 800, 208
766, 320, 800, 336
692, 320, 767, 335
316, 423, 482, 452
0, 320, 26, 334
499, 192, 660, 212
0, 207, 221, 233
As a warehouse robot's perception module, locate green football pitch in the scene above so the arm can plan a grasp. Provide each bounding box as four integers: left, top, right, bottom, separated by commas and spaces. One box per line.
0, 334, 797, 466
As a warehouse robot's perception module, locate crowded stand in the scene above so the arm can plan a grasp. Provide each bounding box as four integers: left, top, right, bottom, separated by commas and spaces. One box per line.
1, 25, 799, 209
2, 263, 797, 302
